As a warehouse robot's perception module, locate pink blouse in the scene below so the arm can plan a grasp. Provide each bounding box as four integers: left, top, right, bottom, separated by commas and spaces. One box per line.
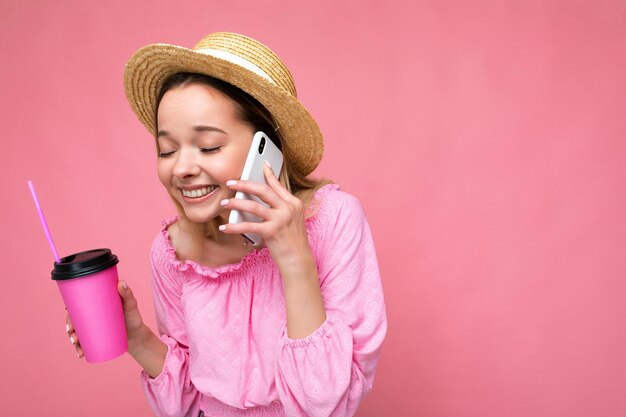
141, 184, 387, 417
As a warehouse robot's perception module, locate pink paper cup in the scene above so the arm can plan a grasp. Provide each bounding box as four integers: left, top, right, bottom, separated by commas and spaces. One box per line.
52, 249, 127, 363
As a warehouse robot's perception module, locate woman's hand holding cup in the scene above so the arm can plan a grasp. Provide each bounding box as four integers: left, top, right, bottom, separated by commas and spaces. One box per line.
65, 314, 84, 358
65, 279, 147, 359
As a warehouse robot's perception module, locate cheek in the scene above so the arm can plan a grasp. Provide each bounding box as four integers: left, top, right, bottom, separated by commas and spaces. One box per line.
157, 161, 171, 187
211, 152, 248, 181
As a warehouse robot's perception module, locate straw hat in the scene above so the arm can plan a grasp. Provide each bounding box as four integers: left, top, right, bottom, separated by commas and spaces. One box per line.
123, 32, 323, 176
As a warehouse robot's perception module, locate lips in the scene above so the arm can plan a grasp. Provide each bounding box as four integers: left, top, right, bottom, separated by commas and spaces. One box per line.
180, 185, 218, 198
179, 184, 219, 204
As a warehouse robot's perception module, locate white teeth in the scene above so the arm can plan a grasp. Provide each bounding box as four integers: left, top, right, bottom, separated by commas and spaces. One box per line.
181, 185, 216, 198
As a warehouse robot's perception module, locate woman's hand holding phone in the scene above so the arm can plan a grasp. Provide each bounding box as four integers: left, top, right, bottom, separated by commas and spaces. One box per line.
227, 131, 283, 245
219, 160, 313, 269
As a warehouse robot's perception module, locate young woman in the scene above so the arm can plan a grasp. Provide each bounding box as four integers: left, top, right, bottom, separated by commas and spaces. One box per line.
65, 32, 387, 417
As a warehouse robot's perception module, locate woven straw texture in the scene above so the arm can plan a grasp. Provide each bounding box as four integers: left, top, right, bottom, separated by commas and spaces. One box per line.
124, 32, 323, 176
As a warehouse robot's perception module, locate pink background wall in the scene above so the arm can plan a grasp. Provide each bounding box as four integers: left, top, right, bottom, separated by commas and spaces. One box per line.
2, 1, 625, 416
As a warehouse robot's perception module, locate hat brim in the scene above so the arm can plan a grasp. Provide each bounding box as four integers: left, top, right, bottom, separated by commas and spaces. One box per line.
124, 44, 323, 176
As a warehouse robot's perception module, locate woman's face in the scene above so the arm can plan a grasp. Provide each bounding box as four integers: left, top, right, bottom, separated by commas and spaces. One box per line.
156, 83, 254, 224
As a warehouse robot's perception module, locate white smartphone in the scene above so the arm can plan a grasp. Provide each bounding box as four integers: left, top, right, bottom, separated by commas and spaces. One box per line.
228, 131, 283, 246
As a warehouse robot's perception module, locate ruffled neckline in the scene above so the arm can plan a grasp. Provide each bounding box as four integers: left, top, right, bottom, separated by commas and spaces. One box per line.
159, 183, 340, 278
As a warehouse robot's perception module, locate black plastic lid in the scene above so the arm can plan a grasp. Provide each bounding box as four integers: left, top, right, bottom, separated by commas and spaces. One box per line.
51, 249, 119, 281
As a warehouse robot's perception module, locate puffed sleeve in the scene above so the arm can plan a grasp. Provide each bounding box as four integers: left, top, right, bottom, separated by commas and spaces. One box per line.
274, 190, 388, 417
139, 240, 203, 417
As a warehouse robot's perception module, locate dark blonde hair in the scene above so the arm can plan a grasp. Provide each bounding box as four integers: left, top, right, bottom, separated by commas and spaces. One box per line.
156, 72, 331, 254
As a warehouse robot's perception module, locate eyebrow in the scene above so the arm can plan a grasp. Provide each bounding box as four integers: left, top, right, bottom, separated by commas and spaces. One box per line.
157, 125, 228, 138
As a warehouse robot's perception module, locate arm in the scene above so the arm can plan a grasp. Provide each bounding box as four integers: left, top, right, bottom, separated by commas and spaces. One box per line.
219, 170, 387, 416
138, 241, 204, 417
274, 191, 388, 417
280, 247, 327, 339
221, 162, 327, 339
128, 324, 168, 378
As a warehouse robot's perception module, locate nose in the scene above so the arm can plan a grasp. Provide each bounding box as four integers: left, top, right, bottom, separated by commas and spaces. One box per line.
172, 148, 201, 178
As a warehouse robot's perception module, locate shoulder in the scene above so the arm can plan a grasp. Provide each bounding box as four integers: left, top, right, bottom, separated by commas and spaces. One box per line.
305, 184, 368, 251
309, 183, 365, 222
150, 216, 180, 266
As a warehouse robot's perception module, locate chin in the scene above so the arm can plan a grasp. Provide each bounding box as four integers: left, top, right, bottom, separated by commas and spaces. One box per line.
184, 210, 219, 225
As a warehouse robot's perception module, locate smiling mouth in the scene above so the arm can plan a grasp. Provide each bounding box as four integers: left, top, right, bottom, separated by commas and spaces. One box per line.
180, 185, 218, 199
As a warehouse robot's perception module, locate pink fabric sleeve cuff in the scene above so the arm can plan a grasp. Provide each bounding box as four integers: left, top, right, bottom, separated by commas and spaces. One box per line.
281, 316, 337, 348
141, 334, 181, 386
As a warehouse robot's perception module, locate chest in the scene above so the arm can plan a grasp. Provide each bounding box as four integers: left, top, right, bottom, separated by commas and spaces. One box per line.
177, 267, 289, 400
180, 267, 287, 354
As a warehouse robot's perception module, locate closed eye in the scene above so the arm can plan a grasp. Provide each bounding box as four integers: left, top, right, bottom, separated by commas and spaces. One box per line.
201, 146, 222, 154
158, 151, 175, 158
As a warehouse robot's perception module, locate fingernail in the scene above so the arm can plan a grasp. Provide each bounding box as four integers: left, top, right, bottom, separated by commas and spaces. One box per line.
70, 336, 75, 345
77, 352, 81, 359
122, 280, 128, 289
264, 160, 272, 168
219, 225, 226, 231
65, 323, 70, 333
220, 199, 229, 206
226, 180, 237, 186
